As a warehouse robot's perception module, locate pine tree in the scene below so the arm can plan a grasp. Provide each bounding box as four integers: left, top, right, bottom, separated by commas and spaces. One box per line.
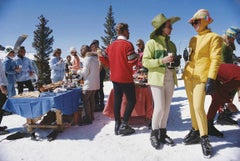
101, 5, 117, 79
32, 15, 54, 85
101, 5, 117, 49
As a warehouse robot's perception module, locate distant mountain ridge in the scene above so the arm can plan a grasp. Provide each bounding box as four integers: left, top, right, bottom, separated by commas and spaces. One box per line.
0, 50, 35, 61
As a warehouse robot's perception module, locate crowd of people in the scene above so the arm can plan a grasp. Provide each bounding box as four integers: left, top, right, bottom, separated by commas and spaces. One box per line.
0, 8, 240, 159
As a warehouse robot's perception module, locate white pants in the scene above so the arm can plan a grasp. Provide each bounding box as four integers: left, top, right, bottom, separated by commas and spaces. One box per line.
151, 68, 174, 130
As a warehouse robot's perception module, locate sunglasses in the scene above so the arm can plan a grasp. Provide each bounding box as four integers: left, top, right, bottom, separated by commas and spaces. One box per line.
191, 20, 201, 26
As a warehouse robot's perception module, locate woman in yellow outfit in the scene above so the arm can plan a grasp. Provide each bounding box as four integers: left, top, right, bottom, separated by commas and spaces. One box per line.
182, 9, 223, 158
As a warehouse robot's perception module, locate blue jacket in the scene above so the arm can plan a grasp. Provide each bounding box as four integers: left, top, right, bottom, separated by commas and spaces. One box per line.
0, 60, 8, 86
49, 56, 65, 82
14, 55, 34, 82
3, 56, 17, 83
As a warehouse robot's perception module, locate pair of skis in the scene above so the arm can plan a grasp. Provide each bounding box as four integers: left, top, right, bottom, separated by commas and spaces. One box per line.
0, 34, 28, 52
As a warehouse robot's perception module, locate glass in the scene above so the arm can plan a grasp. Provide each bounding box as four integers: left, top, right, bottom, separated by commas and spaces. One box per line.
187, 47, 192, 55
167, 53, 174, 69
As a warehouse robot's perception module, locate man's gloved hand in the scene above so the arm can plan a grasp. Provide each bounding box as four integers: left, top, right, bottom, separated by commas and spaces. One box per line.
205, 78, 215, 95
183, 48, 189, 61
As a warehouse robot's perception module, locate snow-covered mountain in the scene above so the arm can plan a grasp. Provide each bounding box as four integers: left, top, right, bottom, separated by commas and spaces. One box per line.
0, 50, 35, 61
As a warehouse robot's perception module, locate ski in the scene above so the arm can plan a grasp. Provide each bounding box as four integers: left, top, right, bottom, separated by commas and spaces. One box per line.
13, 34, 28, 51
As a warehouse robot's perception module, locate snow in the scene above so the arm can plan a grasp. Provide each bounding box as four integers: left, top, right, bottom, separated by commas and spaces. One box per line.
0, 80, 239, 161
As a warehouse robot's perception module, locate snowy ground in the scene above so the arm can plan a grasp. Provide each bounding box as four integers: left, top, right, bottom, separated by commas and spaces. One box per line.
0, 80, 239, 161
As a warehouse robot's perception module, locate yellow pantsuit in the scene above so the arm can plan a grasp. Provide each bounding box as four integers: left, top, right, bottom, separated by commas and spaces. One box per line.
184, 79, 208, 136
183, 29, 223, 137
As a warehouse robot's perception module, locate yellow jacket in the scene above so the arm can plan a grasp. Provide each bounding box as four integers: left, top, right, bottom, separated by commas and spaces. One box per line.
183, 29, 223, 82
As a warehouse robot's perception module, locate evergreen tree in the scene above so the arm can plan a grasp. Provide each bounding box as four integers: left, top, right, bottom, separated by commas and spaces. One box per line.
101, 5, 117, 79
101, 5, 117, 49
32, 15, 54, 85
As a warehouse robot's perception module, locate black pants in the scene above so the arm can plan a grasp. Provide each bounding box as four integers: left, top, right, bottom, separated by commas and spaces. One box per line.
0, 90, 7, 124
95, 68, 106, 110
17, 79, 34, 94
112, 82, 136, 122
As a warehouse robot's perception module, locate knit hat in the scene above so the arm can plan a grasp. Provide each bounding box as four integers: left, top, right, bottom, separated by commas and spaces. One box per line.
150, 14, 180, 39
226, 26, 240, 39
188, 9, 213, 24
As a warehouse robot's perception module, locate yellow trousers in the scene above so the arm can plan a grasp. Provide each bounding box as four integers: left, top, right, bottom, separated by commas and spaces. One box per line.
184, 79, 208, 136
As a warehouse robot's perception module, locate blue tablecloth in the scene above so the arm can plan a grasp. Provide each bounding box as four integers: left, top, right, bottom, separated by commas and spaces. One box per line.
3, 88, 82, 119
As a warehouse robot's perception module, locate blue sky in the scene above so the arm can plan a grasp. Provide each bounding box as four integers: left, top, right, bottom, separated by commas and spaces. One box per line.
0, 0, 240, 58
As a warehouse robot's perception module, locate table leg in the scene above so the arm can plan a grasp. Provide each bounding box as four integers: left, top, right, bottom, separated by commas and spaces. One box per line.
26, 118, 33, 132
25, 110, 64, 132
55, 109, 63, 131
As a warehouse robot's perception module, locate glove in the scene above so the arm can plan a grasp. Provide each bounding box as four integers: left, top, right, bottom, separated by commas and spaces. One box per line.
172, 55, 182, 67
183, 48, 189, 61
205, 78, 215, 95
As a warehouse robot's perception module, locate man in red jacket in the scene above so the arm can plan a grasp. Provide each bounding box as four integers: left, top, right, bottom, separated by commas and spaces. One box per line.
207, 63, 240, 137
99, 23, 138, 136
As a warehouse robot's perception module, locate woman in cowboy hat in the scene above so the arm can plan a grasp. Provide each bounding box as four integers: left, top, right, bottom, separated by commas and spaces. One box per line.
182, 9, 223, 158
142, 13, 180, 149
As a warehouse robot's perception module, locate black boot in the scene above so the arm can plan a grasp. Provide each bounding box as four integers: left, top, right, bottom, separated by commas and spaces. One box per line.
114, 120, 121, 135
118, 121, 135, 136
47, 130, 59, 142
183, 128, 201, 145
216, 112, 238, 125
150, 129, 160, 149
0, 126, 7, 131
159, 128, 175, 146
208, 120, 223, 137
201, 135, 212, 158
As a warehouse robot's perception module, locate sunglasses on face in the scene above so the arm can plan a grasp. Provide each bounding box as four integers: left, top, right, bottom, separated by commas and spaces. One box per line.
191, 20, 201, 26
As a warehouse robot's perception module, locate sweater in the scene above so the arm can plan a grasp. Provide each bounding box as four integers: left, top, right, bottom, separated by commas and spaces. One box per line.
78, 52, 100, 91
100, 37, 138, 83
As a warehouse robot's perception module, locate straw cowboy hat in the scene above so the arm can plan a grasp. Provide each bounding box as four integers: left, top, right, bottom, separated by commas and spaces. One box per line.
188, 9, 213, 24
150, 13, 180, 39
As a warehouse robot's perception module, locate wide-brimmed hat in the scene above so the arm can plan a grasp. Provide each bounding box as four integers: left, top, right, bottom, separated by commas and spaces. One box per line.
5, 47, 14, 55
188, 9, 213, 24
150, 14, 180, 39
